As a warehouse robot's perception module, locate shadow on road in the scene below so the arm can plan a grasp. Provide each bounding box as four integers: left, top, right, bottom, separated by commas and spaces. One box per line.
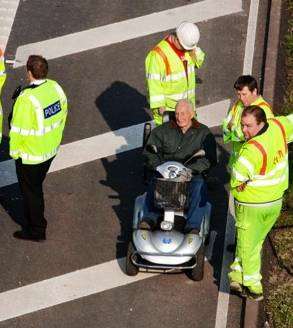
96, 81, 151, 269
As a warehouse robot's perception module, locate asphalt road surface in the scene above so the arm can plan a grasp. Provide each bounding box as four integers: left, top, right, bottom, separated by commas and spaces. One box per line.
0, 1, 270, 327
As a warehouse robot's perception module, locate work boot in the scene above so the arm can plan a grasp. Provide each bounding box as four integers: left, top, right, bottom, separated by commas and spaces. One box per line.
241, 287, 263, 301
230, 281, 243, 293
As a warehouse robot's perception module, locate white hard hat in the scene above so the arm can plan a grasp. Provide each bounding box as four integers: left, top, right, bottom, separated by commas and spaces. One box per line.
176, 22, 200, 50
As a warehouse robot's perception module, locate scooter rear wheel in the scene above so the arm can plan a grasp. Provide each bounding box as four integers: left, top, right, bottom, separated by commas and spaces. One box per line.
187, 243, 205, 281
126, 241, 139, 276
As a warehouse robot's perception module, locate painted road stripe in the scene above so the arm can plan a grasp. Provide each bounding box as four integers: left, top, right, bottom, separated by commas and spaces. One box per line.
243, 0, 260, 74
14, 0, 242, 67
0, 258, 157, 322
214, 193, 236, 328
0, 0, 20, 49
215, 1, 260, 327
0, 99, 230, 188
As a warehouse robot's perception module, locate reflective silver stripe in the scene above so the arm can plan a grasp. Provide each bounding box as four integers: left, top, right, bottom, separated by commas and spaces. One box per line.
287, 114, 293, 123
146, 73, 161, 81
231, 264, 242, 272
235, 198, 282, 208
0, 71, 6, 76
238, 156, 254, 176
53, 83, 66, 105
10, 118, 64, 136
224, 111, 233, 124
29, 95, 44, 130
147, 71, 189, 82
247, 173, 286, 187
150, 95, 165, 102
232, 168, 247, 182
187, 66, 195, 74
165, 71, 186, 82
150, 89, 194, 103
243, 274, 261, 283
254, 157, 287, 179
169, 89, 194, 101
10, 148, 59, 162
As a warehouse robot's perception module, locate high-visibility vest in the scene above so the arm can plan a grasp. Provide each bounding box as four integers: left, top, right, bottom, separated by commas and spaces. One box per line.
9, 79, 68, 164
222, 96, 274, 144
145, 37, 205, 125
230, 114, 293, 203
0, 48, 6, 144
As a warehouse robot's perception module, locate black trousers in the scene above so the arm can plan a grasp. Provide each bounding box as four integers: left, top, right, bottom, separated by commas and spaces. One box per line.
15, 157, 54, 236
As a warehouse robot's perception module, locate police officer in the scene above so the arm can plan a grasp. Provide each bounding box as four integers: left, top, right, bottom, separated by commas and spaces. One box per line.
0, 47, 6, 144
145, 21, 205, 126
229, 105, 293, 300
10, 55, 68, 242
222, 75, 274, 167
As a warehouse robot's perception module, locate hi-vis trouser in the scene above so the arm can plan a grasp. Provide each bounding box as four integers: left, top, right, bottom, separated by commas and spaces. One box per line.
228, 199, 282, 294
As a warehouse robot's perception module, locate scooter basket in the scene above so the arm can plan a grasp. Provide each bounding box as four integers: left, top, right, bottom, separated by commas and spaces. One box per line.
154, 178, 189, 210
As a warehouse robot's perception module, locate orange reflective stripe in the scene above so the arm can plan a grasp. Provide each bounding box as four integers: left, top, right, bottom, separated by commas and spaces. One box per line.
248, 140, 267, 175
257, 101, 271, 108
270, 118, 288, 152
257, 101, 273, 114
153, 46, 171, 76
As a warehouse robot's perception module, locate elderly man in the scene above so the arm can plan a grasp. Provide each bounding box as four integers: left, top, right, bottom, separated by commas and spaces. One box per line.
145, 22, 205, 126
142, 99, 217, 233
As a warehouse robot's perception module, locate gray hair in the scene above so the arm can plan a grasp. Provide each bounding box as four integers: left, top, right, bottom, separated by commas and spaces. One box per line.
175, 99, 195, 113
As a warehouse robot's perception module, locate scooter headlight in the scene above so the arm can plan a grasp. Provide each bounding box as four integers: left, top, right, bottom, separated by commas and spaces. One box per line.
160, 220, 173, 231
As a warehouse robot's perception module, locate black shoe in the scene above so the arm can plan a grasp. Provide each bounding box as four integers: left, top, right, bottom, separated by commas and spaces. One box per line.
13, 230, 46, 242
227, 243, 236, 253
138, 219, 154, 230
241, 287, 263, 301
184, 227, 200, 235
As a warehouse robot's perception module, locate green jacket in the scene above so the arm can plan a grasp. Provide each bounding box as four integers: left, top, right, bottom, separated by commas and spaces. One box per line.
143, 119, 217, 175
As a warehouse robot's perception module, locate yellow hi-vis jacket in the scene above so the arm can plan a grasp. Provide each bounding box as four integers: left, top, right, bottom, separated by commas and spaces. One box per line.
0, 49, 6, 144
222, 96, 274, 144
9, 79, 68, 164
145, 37, 205, 125
231, 114, 293, 204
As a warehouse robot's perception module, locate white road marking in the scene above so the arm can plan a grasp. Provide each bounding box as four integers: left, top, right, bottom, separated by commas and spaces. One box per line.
214, 194, 236, 328
214, 1, 260, 327
14, 0, 242, 67
0, 99, 230, 188
243, 0, 260, 74
0, 0, 20, 49
0, 258, 157, 323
